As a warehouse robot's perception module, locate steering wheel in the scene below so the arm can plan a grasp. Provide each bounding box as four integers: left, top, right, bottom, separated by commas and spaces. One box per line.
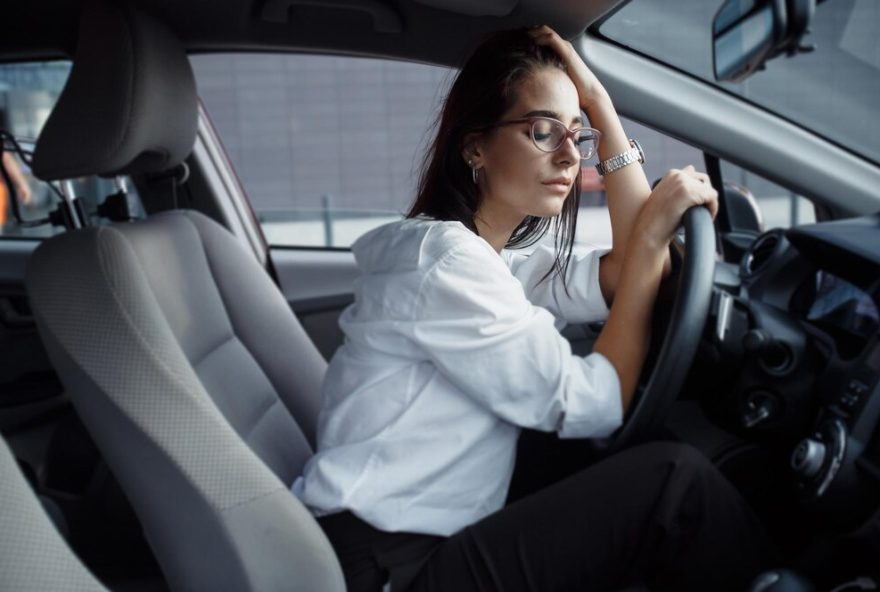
602, 206, 717, 453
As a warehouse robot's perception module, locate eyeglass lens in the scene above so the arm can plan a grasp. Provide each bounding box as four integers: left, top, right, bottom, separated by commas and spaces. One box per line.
531, 119, 598, 160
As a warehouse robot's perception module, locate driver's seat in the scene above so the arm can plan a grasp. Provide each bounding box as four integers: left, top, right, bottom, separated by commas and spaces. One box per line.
25, 1, 344, 590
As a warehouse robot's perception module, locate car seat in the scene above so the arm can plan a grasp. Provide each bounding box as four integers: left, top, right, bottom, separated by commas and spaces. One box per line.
25, 1, 344, 590
0, 435, 108, 591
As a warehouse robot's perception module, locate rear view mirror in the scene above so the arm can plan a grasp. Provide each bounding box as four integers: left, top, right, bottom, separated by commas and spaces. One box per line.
724, 182, 763, 235
712, 0, 816, 82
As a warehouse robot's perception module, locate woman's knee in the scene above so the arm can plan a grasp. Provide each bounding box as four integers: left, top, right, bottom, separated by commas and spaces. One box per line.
623, 442, 722, 502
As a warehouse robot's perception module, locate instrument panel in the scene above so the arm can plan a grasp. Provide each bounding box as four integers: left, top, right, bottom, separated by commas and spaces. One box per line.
707, 214, 880, 529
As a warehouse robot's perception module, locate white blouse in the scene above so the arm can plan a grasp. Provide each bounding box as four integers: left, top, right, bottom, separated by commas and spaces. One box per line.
293, 217, 622, 536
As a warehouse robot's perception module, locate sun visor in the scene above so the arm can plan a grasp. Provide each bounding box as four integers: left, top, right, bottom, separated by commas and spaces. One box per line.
32, 0, 197, 181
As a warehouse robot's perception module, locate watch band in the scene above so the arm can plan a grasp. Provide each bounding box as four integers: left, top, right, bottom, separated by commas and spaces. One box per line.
595, 139, 645, 176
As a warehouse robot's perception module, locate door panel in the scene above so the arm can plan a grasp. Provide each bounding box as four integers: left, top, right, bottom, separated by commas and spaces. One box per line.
271, 247, 358, 360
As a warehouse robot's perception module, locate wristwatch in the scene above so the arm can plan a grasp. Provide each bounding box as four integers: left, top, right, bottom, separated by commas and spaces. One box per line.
595, 139, 645, 176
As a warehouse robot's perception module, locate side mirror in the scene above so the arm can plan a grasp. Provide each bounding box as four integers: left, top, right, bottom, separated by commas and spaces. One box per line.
719, 182, 764, 262
712, 0, 816, 83
724, 182, 763, 234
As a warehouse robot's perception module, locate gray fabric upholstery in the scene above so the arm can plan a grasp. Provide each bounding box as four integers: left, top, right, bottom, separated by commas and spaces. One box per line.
26, 211, 345, 591
32, 0, 197, 180
0, 436, 108, 592
26, 1, 344, 587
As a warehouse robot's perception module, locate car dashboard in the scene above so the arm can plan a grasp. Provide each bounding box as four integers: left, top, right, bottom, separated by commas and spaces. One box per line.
703, 213, 880, 530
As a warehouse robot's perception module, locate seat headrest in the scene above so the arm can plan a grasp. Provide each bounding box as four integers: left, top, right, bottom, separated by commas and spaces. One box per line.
32, 0, 197, 181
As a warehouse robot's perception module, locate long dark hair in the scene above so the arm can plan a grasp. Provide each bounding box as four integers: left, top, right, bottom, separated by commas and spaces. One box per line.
407, 28, 582, 287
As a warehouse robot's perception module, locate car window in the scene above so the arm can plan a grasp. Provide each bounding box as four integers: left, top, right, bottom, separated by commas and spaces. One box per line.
573, 117, 705, 249
576, 118, 814, 250
192, 53, 453, 249
0, 61, 143, 239
192, 53, 812, 251
193, 53, 623, 251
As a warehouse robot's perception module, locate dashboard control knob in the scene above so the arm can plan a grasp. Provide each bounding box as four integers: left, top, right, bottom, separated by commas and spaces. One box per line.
791, 438, 826, 478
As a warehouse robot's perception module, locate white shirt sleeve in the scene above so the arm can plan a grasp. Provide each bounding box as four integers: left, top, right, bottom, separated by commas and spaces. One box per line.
504, 244, 611, 326
407, 243, 622, 439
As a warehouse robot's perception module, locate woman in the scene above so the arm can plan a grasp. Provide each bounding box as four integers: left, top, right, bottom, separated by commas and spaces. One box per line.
294, 27, 773, 591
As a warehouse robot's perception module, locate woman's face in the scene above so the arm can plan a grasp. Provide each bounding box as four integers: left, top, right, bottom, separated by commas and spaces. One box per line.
471, 67, 582, 224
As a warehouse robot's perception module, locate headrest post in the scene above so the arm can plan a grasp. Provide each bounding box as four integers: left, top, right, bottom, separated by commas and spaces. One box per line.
60, 180, 76, 202
44, 179, 90, 229
59, 180, 84, 229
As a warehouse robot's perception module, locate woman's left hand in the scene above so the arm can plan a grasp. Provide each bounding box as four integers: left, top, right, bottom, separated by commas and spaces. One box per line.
528, 25, 609, 112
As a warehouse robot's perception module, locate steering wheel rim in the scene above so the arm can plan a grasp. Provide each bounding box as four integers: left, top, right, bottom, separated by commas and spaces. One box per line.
602, 206, 717, 453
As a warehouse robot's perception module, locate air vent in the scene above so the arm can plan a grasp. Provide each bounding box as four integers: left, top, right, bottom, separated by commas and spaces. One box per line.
743, 232, 779, 276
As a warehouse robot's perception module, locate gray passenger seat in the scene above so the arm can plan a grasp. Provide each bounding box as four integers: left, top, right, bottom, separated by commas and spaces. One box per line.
0, 435, 108, 592
25, 0, 345, 590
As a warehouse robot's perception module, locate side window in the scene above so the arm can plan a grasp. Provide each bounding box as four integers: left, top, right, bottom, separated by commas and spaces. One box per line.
190, 55, 814, 251
574, 117, 704, 249
192, 54, 453, 249
575, 117, 815, 251
191, 55, 705, 252
0, 61, 143, 239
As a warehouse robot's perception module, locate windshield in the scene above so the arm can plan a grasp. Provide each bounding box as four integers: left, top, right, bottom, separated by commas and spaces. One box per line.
598, 0, 879, 166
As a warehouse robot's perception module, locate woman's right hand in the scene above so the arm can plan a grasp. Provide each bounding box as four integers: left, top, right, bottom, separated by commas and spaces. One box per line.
634, 165, 718, 251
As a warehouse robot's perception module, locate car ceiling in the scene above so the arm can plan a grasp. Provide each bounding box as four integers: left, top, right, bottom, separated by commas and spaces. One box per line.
2, 0, 626, 66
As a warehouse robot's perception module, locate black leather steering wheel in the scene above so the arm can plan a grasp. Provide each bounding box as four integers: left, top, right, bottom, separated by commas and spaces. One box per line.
603, 206, 717, 452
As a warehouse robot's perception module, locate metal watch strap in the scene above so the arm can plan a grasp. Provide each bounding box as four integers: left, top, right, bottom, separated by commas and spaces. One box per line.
595, 139, 644, 176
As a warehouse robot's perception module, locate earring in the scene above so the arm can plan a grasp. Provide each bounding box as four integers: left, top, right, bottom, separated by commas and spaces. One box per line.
468, 160, 478, 185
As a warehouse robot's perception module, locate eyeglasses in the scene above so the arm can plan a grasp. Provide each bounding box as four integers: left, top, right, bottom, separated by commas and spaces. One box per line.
490, 116, 601, 160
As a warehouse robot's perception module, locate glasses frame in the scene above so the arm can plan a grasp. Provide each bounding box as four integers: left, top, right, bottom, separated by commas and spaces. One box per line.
488, 116, 602, 160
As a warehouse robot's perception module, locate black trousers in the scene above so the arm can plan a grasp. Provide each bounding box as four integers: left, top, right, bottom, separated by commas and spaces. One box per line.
318, 442, 776, 592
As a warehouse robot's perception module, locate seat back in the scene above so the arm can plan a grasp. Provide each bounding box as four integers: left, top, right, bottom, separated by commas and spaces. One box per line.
26, 1, 344, 590
0, 435, 108, 592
